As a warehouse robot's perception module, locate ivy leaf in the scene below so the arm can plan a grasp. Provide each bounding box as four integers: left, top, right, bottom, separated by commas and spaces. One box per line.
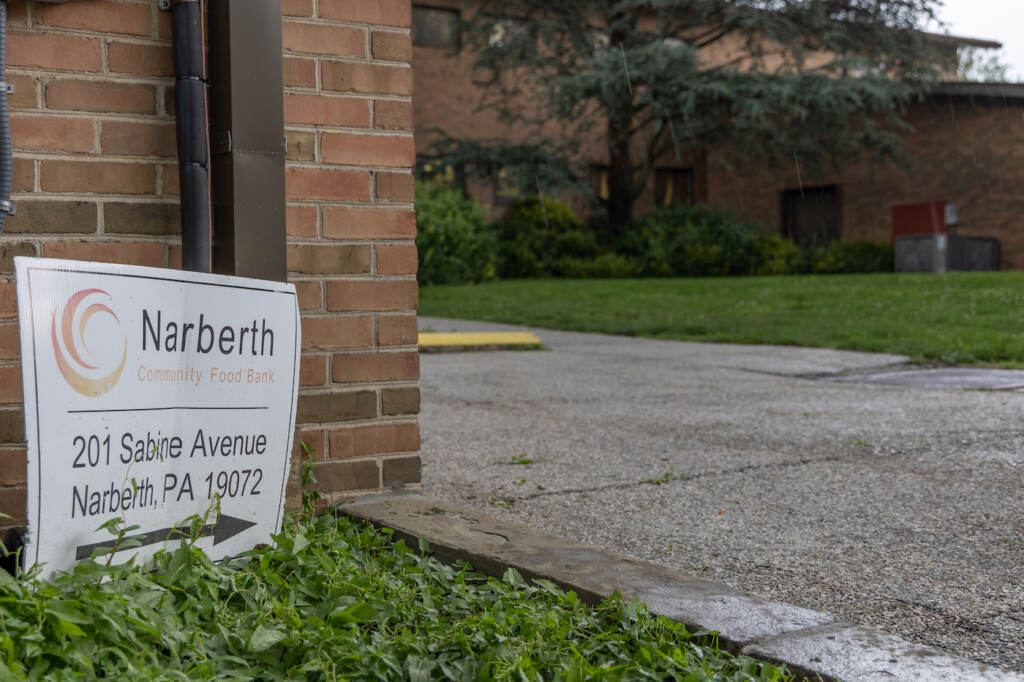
247, 626, 287, 653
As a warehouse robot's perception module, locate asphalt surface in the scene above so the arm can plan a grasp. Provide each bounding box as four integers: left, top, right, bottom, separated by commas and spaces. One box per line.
417, 316, 1024, 674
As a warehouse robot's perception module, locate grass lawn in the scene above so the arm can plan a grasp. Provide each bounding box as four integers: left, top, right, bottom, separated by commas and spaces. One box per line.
419, 272, 1024, 366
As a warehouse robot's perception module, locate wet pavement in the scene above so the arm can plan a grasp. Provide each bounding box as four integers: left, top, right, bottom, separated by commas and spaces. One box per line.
417, 316, 1024, 674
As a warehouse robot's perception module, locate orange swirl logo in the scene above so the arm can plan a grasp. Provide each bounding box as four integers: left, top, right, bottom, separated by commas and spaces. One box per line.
51, 289, 127, 397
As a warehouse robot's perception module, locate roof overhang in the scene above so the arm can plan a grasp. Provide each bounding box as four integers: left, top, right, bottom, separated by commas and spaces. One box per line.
927, 81, 1024, 101
924, 32, 1001, 50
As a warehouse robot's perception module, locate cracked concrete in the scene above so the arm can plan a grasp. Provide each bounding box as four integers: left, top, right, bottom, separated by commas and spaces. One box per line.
417, 316, 1024, 675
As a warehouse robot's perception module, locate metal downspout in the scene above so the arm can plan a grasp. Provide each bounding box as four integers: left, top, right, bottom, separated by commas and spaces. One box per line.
170, 0, 212, 273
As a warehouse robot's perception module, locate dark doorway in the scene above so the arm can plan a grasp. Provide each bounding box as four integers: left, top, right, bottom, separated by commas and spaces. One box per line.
781, 185, 841, 248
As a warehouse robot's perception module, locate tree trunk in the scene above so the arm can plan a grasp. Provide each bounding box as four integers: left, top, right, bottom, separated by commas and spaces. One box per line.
605, 120, 634, 235
605, 12, 639, 236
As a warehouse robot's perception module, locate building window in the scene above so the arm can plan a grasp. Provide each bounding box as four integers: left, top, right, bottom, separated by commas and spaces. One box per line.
412, 6, 460, 49
654, 168, 695, 206
493, 167, 520, 205
589, 165, 610, 202
781, 185, 841, 248
488, 17, 536, 55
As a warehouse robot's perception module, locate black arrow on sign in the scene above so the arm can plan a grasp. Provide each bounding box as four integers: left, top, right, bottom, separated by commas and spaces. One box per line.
75, 514, 258, 560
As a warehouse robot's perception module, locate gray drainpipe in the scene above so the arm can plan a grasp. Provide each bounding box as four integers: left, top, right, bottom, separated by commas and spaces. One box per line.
169, 0, 213, 273
0, 0, 16, 232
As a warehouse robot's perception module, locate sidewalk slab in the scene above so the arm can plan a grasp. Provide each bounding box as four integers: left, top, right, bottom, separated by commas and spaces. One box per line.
338, 493, 1020, 682
834, 367, 1024, 390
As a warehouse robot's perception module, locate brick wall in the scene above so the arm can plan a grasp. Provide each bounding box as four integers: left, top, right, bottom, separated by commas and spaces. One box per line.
413, 1, 1023, 265
0, 0, 420, 527
705, 96, 1024, 268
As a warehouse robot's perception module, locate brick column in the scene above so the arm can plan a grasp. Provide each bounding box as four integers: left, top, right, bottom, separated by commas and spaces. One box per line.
0, 0, 420, 527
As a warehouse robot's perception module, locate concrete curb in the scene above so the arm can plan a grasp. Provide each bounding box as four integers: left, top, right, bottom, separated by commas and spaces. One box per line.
338, 493, 1020, 682
418, 331, 543, 353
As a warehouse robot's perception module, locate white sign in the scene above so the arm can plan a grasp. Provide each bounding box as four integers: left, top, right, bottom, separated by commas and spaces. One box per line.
15, 258, 301, 578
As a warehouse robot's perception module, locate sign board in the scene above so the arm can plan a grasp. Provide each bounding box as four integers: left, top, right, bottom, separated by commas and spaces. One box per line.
15, 258, 301, 578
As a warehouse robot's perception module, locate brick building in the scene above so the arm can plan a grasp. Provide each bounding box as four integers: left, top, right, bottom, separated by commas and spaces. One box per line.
0, 0, 421, 528
411, 2, 1024, 266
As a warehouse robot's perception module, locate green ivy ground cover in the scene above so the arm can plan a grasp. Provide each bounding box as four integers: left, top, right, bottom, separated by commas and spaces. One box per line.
419, 273, 1024, 366
0, 512, 792, 681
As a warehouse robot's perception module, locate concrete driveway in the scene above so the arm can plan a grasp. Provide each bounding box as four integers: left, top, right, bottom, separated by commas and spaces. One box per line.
417, 316, 1024, 674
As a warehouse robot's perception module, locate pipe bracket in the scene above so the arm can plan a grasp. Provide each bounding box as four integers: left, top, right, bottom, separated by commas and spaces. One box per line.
0, 200, 18, 217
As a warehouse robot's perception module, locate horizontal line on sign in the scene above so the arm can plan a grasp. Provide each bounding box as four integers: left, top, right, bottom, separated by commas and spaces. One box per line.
68, 406, 270, 414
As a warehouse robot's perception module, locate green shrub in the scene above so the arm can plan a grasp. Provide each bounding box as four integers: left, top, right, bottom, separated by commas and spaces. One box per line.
494, 196, 605, 278
555, 253, 643, 278
622, 204, 766, 277
757, 236, 804, 275
804, 241, 894, 274
415, 182, 498, 285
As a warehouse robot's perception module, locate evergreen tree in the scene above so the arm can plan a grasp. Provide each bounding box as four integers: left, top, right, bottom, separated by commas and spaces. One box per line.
427, 0, 947, 233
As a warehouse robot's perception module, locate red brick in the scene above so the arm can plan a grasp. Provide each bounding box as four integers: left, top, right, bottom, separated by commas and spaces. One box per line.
375, 171, 414, 201
0, 367, 21, 404
283, 22, 365, 58
319, 0, 411, 27
43, 241, 163, 268
46, 80, 156, 115
0, 449, 25, 486
333, 351, 419, 383
0, 243, 36, 274
0, 325, 18, 361
283, 57, 317, 88
378, 315, 418, 346
287, 205, 318, 238
11, 115, 93, 153
0, 284, 15, 319
13, 158, 33, 192
284, 93, 370, 127
296, 390, 376, 424
6, 200, 97, 235
371, 31, 412, 62
101, 121, 176, 158
9, 32, 102, 72
314, 459, 379, 492
329, 422, 419, 459
322, 61, 412, 96
285, 130, 316, 162
322, 133, 413, 167
42, 160, 155, 194
108, 42, 173, 76
295, 280, 322, 311
8, 74, 37, 109
374, 99, 413, 131
294, 427, 327, 461
156, 5, 171, 40
301, 315, 374, 350
382, 455, 420, 486
376, 244, 417, 275
7, 0, 26, 26
300, 353, 328, 387
0, 488, 26, 523
286, 168, 371, 201
35, 1, 151, 36
283, 0, 314, 17
324, 207, 414, 239
327, 280, 417, 312
161, 163, 179, 195
0, 409, 25, 444
381, 386, 419, 416
287, 244, 371, 275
